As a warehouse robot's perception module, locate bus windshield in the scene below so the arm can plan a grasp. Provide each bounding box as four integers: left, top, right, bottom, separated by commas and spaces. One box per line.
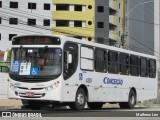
10, 48, 62, 77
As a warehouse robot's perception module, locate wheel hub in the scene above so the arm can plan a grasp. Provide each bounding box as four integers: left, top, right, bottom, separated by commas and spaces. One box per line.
77, 93, 85, 105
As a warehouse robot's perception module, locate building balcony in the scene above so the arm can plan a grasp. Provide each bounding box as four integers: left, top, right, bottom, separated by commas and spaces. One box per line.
109, 0, 118, 11
52, 11, 93, 21
109, 15, 118, 26
53, 0, 92, 5
109, 31, 118, 41
52, 26, 94, 38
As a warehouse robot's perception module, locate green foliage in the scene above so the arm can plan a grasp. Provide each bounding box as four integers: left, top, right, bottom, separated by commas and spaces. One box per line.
7, 49, 11, 62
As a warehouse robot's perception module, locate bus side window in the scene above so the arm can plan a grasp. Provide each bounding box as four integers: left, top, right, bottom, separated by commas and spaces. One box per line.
95, 48, 107, 73
108, 51, 119, 74
130, 55, 139, 76
149, 59, 156, 78
63, 42, 78, 80
119, 53, 129, 75
140, 57, 148, 77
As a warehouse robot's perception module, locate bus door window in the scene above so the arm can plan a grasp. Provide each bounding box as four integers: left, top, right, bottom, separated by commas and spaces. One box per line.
108, 51, 119, 74
63, 42, 78, 80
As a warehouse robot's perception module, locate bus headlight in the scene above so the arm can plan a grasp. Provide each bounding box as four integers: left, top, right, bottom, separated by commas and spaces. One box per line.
9, 82, 16, 90
44, 81, 60, 91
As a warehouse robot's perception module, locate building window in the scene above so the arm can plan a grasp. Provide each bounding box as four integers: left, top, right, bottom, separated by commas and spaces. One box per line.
43, 19, 50, 26
0, 1, 2, 8
74, 36, 82, 39
10, 2, 18, 8
88, 37, 92, 41
28, 19, 36, 26
9, 18, 18, 25
0, 17, 1, 24
56, 20, 69, 27
44, 3, 50, 10
97, 6, 104, 12
74, 21, 82, 27
56, 4, 69, 10
9, 34, 17, 41
97, 22, 104, 28
88, 21, 92, 25
75, 5, 82, 11
88, 5, 92, 9
28, 3, 36, 9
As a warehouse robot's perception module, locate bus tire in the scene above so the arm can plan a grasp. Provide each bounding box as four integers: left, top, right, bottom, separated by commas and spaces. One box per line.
28, 101, 42, 110
88, 102, 103, 109
119, 90, 136, 109
74, 88, 86, 111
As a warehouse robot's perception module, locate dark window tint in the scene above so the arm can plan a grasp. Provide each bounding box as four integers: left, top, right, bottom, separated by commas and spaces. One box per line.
63, 43, 78, 80
44, 3, 50, 10
95, 48, 107, 73
9, 18, 18, 25
75, 5, 82, 11
98, 6, 104, 12
10, 2, 18, 8
43, 19, 50, 26
56, 20, 69, 27
119, 53, 129, 75
0, 1, 2, 8
74, 21, 82, 27
28, 19, 36, 26
9, 34, 17, 41
140, 58, 148, 77
0, 17, 1, 24
149, 59, 156, 78
108, 51, 119, 74
130, 55, 139, 76
0, 33, 1, 40
28, 3, 36, 9
56, 4, 69, 10
97, 22, 104, 28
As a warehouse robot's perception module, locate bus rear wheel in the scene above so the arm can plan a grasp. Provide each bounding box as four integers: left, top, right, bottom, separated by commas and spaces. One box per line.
88, 102, 104, 109
119, 90, 136, 109
73, 88, 86, 111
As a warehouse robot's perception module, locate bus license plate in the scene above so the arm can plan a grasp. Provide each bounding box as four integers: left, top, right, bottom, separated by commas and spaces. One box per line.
25, 92, 34, 97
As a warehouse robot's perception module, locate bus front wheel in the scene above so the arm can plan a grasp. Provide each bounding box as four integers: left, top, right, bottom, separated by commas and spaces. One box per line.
73, 88, 87, 111
119, 90, 136, 109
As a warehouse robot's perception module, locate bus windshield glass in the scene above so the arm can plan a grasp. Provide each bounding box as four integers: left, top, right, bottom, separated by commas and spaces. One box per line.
10, 48, 62, 77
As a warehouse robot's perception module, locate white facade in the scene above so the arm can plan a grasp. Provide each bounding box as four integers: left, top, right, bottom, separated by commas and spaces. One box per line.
0, 0, 53, 51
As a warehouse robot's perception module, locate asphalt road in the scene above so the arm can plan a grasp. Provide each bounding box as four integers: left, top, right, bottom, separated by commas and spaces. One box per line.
0, 105, 160, 119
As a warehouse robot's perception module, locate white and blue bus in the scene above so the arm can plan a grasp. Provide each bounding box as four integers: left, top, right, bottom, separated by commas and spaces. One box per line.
8, 34, 158, 110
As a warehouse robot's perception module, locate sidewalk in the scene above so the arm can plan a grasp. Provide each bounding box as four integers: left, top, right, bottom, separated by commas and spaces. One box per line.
0, 99, 22, 107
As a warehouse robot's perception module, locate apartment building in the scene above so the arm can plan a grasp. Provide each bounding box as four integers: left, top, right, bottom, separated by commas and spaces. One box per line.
0, 0, 53, 51
52, 0, 125, 46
